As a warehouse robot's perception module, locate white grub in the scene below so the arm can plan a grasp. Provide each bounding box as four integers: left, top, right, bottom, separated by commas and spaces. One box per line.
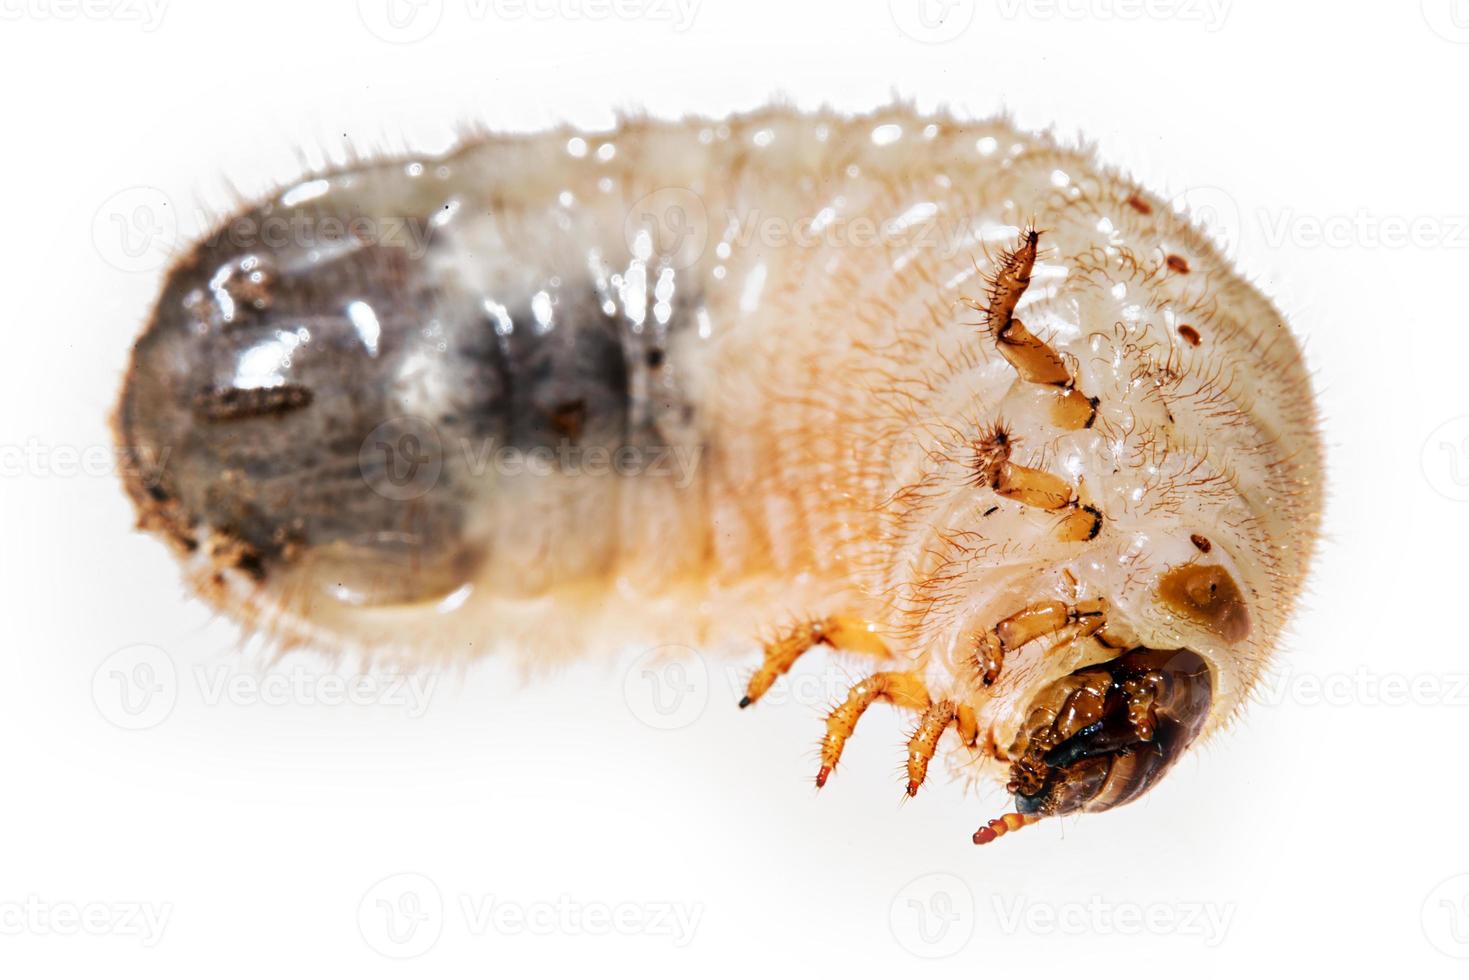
116, 107, 1322, 815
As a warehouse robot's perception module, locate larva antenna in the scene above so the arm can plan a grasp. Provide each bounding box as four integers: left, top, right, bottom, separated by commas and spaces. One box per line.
972, 811, 1041, 846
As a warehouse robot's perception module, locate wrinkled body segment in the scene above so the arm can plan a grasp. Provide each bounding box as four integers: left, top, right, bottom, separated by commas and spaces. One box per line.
116, 108, 1322, 840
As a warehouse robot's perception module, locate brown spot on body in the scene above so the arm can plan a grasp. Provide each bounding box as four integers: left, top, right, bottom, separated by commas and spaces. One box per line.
132, 483, 198, 555
1157, 563, 1250, 643
548, 399, 588, 442
1178, 324, 1202, 346
1190, 533, 1212, 553
192, 384, 313, 423
1165, 254, 1191, 274
1126, 193, 1152, 215
206, 529, 265, 581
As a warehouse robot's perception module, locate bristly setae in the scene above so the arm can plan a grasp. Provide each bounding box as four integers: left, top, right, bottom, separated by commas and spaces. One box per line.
113, 107, 1323, 845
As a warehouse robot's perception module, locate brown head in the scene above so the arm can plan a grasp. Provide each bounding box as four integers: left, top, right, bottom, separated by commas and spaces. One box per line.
1004, 648, 1214, 820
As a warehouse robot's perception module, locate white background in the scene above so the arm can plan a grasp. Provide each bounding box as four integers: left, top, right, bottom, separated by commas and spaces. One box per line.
2, 0, 1468, 975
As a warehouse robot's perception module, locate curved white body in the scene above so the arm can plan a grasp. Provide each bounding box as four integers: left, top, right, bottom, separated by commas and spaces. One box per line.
120, 107, 1323, 789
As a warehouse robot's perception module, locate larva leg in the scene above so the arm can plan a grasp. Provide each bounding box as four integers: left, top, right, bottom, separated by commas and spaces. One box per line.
904, 701, 979, 796
739, 615, 892, 708
972, 598, 1108, 687
972, 424, 1104, 543
963, 228, 1097, 430
815, 671, 930, 788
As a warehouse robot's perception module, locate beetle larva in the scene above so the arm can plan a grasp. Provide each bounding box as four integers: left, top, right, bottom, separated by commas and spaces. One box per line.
114, 107, 1323, 845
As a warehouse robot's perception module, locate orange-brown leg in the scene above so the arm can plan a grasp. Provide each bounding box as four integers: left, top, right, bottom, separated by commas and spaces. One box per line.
815, 671, 930, 788
972, 598, 1108, 687
962, 228, 1097, 431
971, 424, 1104, 543
904, 701, 979, 796
739, 615, 891, 708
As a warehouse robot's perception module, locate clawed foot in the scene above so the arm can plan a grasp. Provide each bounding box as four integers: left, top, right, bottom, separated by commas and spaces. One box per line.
738, 615, 979, 802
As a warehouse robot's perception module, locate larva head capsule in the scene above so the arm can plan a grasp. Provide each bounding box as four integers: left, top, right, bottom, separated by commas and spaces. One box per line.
1004, 648, 1214, 820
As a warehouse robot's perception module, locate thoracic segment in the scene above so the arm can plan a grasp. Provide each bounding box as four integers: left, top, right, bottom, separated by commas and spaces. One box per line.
745, 229, 1118, 834
741, 219, 1242, 845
